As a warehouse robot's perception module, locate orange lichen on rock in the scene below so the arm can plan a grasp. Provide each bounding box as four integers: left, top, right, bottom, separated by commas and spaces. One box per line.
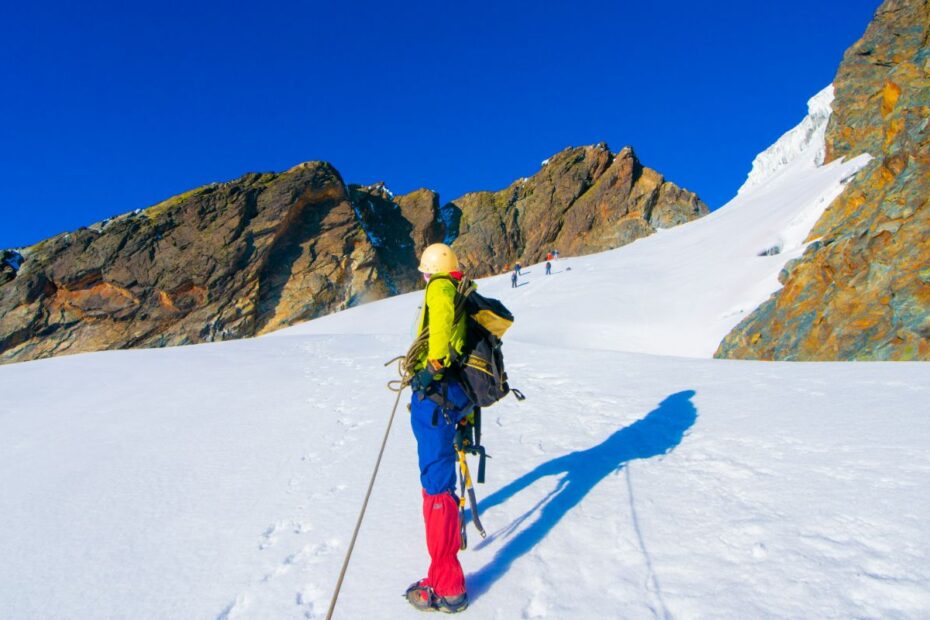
884, 117, 905, 148
158, 290, 180, 313
880, 81, 901, 117
55, 281, 140, 316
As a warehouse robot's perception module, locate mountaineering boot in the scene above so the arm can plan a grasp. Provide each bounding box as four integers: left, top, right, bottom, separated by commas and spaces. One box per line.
405, 579, 435, 611
435, 592, 469, 614
404, 580, 469, 613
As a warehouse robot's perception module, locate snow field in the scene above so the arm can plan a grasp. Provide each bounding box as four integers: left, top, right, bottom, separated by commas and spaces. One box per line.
1, 85, 928, 618
1, 332, 928, 618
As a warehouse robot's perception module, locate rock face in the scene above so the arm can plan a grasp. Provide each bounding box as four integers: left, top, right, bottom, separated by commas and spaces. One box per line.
393, 187, 444, 257
1, 145, 705, 364
447, 144, 707, 275
0, 250, 23, 286
0, 163, 415, 363
717, 0, 930, 360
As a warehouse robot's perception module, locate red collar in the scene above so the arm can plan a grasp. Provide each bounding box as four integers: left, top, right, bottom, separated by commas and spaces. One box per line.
425, 271, 464, 283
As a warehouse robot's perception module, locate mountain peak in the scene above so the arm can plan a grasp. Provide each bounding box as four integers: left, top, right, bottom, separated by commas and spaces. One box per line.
737, 84, 835, 197
0, 146, 706, 364
445, 143, 706, 276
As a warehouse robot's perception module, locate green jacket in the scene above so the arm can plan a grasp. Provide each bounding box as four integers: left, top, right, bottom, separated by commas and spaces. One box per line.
415, 274, 467, 369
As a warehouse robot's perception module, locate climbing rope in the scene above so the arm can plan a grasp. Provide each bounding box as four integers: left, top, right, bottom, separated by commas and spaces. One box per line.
326, 359, 407, 620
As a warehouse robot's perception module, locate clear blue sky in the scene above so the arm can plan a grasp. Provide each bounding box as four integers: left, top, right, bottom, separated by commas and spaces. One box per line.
1, 0, 879, 249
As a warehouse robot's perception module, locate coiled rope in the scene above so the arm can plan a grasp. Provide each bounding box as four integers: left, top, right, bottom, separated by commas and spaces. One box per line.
389, 276, 475, 390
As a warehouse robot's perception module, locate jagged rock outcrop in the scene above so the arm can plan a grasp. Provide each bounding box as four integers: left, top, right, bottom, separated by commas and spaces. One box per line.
0, 163, 413, 363
1, 250, 22, 286
346, 182, 422, 296
393, 187, 445, 256
447, 144, 708, 275
1, 144, 705, 364
717, 0, 930, 360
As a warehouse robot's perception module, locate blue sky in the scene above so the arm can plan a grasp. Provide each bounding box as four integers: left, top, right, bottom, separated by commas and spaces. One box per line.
1, 0, 879, 249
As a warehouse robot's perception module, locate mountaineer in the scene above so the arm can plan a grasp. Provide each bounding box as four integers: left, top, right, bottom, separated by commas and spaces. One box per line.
404, 243, 472, 614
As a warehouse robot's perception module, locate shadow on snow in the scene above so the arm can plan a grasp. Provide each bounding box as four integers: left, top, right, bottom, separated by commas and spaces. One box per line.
466, 390, 698, 599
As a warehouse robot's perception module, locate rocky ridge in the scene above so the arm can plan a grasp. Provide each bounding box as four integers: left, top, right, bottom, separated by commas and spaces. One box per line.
0, 163, 407, 363
447, 143, 707, 275
717, 0, 930, 360
0, 145, 706, 364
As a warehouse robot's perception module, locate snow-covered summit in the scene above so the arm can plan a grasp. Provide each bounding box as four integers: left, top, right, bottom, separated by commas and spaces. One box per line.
737, 85, 835, 196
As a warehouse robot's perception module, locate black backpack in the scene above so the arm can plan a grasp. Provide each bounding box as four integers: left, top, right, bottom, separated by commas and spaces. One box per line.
439, 276, 524, 407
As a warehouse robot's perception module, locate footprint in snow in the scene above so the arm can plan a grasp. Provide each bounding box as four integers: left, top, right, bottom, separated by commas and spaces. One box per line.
337, 417, 372, 431
221, 540, 336, 619
216, 593, 248, 620
296, 585, 325, 618
259, 520, 312, 550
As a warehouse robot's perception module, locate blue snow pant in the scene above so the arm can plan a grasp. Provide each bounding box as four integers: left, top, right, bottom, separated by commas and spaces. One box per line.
410, 378, 473, 495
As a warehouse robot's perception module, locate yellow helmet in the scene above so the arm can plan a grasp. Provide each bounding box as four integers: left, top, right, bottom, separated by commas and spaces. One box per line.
418, 243, 459, 273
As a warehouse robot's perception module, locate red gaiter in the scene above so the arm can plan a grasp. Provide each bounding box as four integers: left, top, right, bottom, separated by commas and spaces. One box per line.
421, 489, 466, 597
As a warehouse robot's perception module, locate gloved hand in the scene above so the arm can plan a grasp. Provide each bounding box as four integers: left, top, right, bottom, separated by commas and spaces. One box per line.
411, 360, 444, 394
454, 416, 474, 451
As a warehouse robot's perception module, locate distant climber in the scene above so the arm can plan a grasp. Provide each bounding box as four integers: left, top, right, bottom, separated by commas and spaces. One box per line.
545, 261, 552, 275
514, 262, 521, 276
511, 271, 518, 288
404, 243, 471, 614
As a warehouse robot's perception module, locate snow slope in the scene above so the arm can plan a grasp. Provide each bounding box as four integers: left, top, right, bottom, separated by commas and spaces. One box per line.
1, 90, 927, 619
1, 308, 928, 619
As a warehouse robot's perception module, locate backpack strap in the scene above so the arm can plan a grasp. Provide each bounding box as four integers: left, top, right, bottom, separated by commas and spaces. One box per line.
423, 275, 474, 335
453, 277, 476, 324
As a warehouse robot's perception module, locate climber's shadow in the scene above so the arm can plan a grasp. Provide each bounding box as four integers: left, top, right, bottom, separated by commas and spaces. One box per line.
466, 390, 698, 599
